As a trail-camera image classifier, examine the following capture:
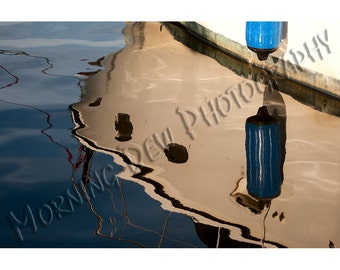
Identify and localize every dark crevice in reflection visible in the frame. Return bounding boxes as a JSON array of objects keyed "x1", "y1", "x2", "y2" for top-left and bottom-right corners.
[
  {"x1": 106, "y1": 52, "x2": 119, "y2": 84},
  {"x1": 88, "y1": 97, "x2": 102, "y2": 107},
  {"x1": 271, "y1": 210, "x2": 286, "y2": 222},
  {"x1": 195, "y1": 222, "x2": 262, "y2": 248},
  {"x1": 88, "y1": 56, "x2": 105, "y2": 66},
  {"x1": 231, "y1": 177, "x2": 271, "y2": 214},
  {"x1": 233, "y1": 194, "x2": 270, "y2": 215},
  {"x1": 80, "y1": 145, "x2": 95, "y2": 187},
  {"x1": 77, "y1": 57, "x2": 106, "y2": 77},
  {"x1": 279, "y1": 212, "x2": 285, "y2": 222},
  {"x1": 114, "y1": 113, "x2": 133, "y2": 142},
  {"x1": 76, "y1": 70, "x2": 101, "y2": 77},
  {"x1": 164, "y1": 143, "x2": 189, "y2": 164},
  {"x1": 69, "y1": 105, "x2": 286, "y2": 248}
]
